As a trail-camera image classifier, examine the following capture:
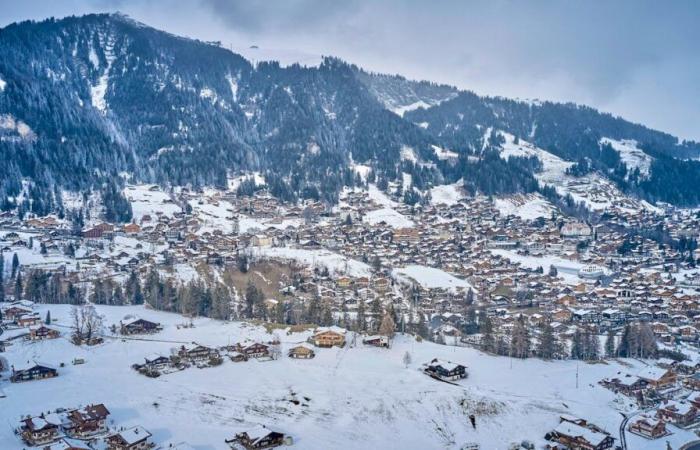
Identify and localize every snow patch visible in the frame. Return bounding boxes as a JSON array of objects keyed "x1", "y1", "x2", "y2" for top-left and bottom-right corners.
[
  {"x1": 392, "y1": 100, "x2": 431, "y2": 117},
  {"x1": 430, "y1": 184, "x2": 463, "y2": 206},
  {"x1": 393, "y1": 265, "x2": 472, "y2": 291},
  {"x1": 400, "y1": 145, "x2": 418, "y2": 163},
  {"x1": 600, "y1": 137, "x2": 652, "y2": 177},
  {"x1": 493, "y1": 193, "x2": 555, "y2": 220}
]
